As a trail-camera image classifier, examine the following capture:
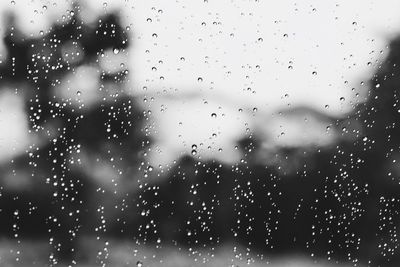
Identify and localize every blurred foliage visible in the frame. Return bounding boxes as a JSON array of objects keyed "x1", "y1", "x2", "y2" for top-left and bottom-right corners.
[{"x1": 0, "y1": 9, "x2": 400, "y2": 267}]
